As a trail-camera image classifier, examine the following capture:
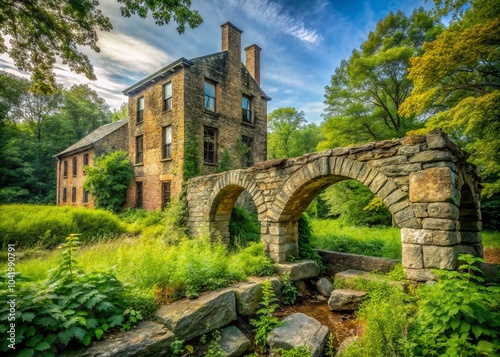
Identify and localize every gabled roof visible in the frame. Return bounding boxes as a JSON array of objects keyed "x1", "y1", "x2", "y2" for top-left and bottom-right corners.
[{"x1": 54, "y1": 119, "x2": 128, "y2": 158}]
